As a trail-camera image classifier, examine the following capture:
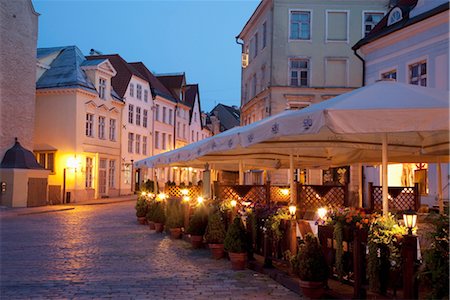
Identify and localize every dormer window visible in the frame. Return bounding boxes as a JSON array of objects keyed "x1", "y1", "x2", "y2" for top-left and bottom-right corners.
[
  {"x1": 130, "y1": 83, "x2": 134, "y2": 97},
  {"x1": 144, "y1": 90, "x2": 148, "y2": 102},
  {"x1": 137, "y1": 84, "x2": 142, "y2": 100},
  {"x1": 387, "y1": 7, "x2": 402, "y2": 26},
  {"x1": 99, "y1": 77, "x2": 107, "y2": 99}
]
